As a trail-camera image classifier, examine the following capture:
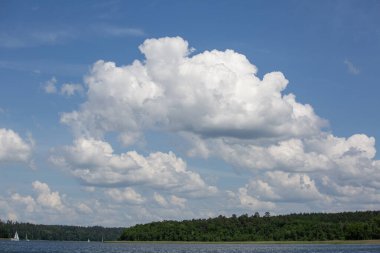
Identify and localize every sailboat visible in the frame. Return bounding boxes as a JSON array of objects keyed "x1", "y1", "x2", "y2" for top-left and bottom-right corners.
[
  {"x1": 26, "y1": 233, "x2": 30, "y2": 241},
  {"x1": 11, "y1": 231, "x2": 19, "y2": 241}
]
